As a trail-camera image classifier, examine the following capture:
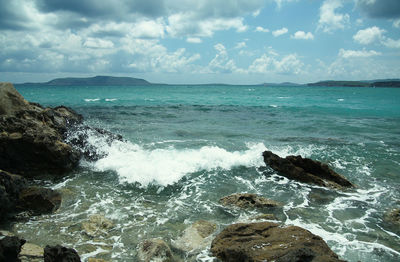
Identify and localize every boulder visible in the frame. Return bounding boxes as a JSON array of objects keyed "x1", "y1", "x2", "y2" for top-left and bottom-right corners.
[
  {"x1": 263, "y1": 151, "x2": 354, "y2": 189},
  {"x1": 173, "y1": 220, "x2": 217, "y2": 253},
  {"x1": 211, "y1": 222, "x2": 345, "y2": 262},
  {"x1": 18, "y1": 186, "x2": 61, "y2": 214},
  {"x1": 0, "y1": 82, "x2": 82, "y2": 176},
  {"x1": 220, "y1": 193, "x2": 281, "y2": 209},
  {"x1": 137, "y1": 239, "x2": 175, "y2": 262},
  {"x1": 0, "y1": 235, "x2": 26, "y2": 262},
  {"x1": 82, "y1": 214, "x2": 113, "y2": 238},
  {"x1": 0, "y1": 169, "x2": 28, "y2": 221},
  {"x1": 44, "y1": 245, "x2": 81, "y2": 262}
]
